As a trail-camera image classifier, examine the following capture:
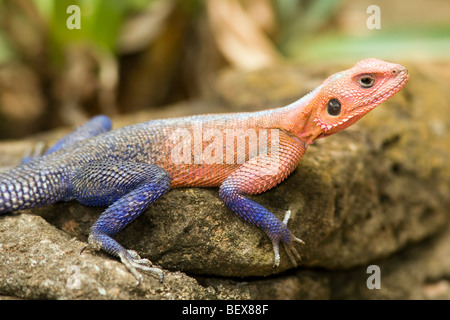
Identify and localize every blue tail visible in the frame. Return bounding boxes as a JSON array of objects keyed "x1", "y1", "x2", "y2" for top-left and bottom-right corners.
[{"x1": 0, "y1": 164, "x2": 68, "y2": 213}]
